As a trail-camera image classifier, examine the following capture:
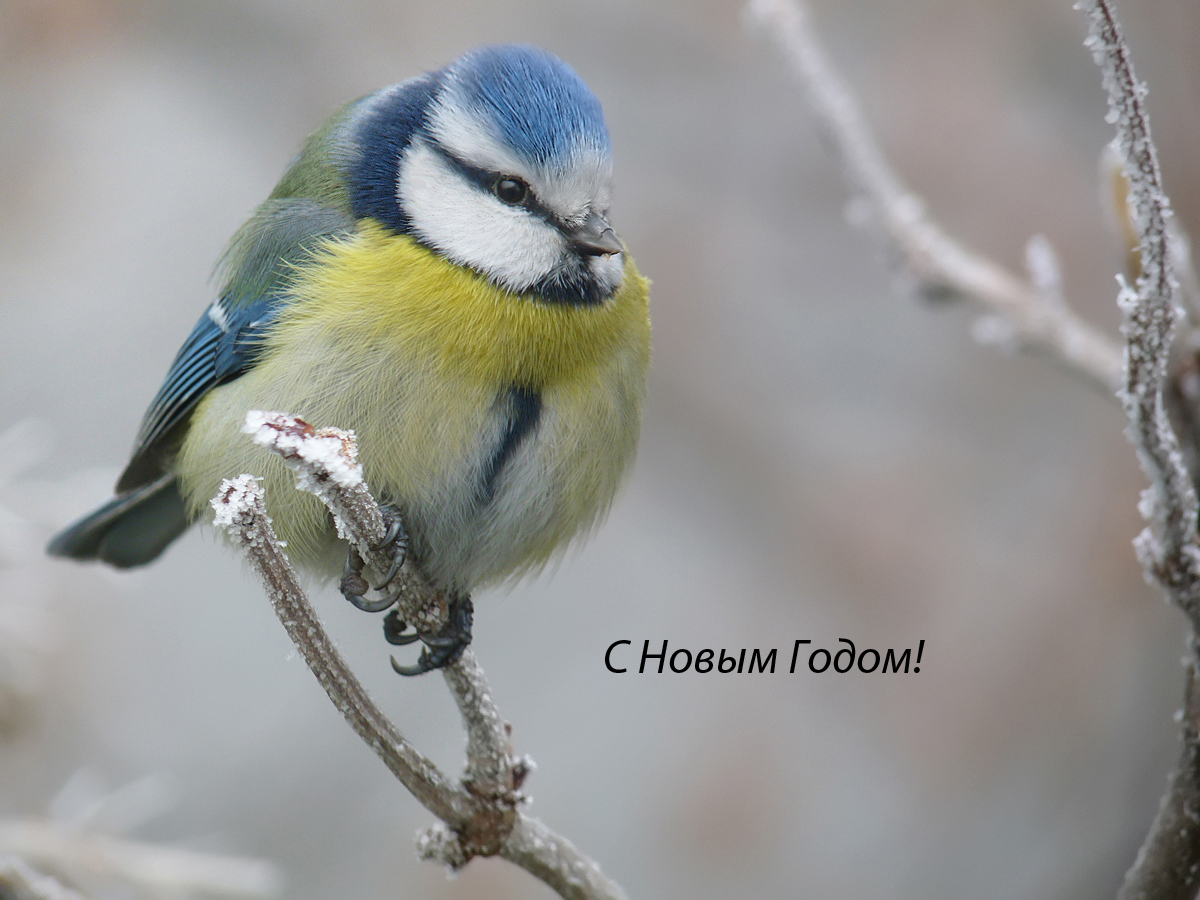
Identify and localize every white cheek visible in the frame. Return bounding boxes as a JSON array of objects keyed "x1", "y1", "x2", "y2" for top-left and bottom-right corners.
[{"x1": 397, "y1": 141, "x2": 564, "y2": 293}]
